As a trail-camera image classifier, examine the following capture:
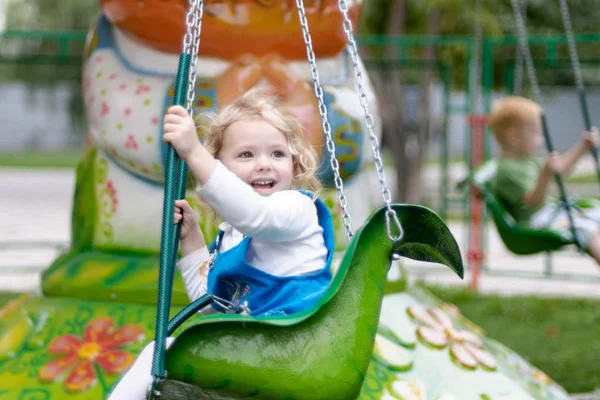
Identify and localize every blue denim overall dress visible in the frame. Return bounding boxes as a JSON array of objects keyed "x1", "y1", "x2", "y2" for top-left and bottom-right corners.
[{"x1": 206, "y1": 191, "x2": 335, "y2": 316}]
